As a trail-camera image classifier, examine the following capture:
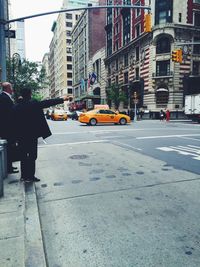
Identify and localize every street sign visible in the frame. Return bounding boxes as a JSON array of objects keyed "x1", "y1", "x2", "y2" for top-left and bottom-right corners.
[{"x1": 4, "y1": 30, "x2": 16, "y2": 38}]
